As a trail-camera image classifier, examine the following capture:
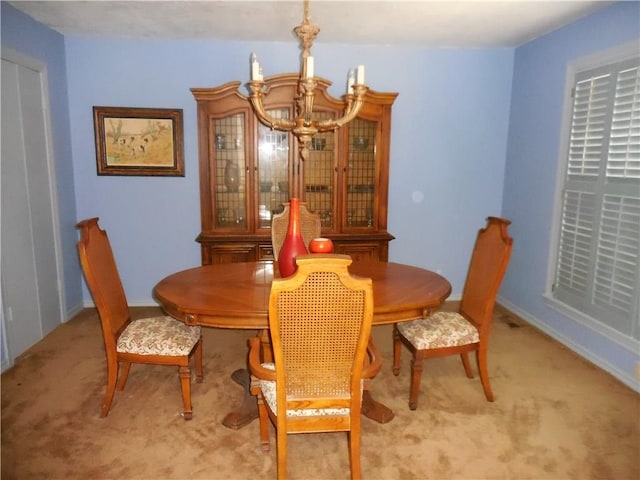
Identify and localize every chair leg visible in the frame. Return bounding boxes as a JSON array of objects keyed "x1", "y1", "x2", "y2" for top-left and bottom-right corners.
[
  {"x1": 408, "y1": 355, "x2": 423, "y2": 410},
  {"x1": 476, "y1": 348, "x2": 494, "y2": 402},
  {"x1": 256, "y1": 394, "x2": 270, "y2": 452},
  {"x1": 194, "y1": 337, "x2": 204, "y2": 383},
  {"x1": 348, "y1": 424, "x2": 362, "y2": 480},
  {"x1": 102, "y1": 358, "x2": 119, "y2": 417},
  {"x1": 460, "y1": 353, "x2": 474, "y2": 378},
  {"x1": 392, "y1": 326, "x2": 402, "y2": 375},
  {"x1": 276, "y1": 429, "x2": 288, "y2": 480},
  {"x1": 178, "y1": 365, "x2": 193, "y2": 420},
  {"x1": 117, "y1": 362, "x2": 132, "y2": 390}
]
